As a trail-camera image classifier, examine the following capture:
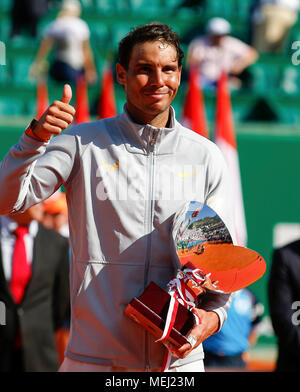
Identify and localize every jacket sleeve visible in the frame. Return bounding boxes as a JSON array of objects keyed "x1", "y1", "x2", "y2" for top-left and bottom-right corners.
[{"x1": 0, "y1": 130, "x2": 77, "y2": 215}]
